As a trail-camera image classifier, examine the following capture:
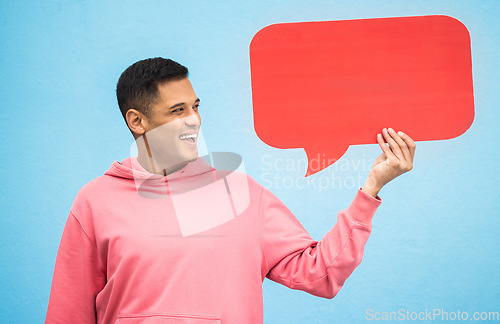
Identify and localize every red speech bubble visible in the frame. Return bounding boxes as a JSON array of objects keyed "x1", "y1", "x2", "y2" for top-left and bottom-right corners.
[{"x1": 250, "y1": 15, "x2": 474, "y2": 176}]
